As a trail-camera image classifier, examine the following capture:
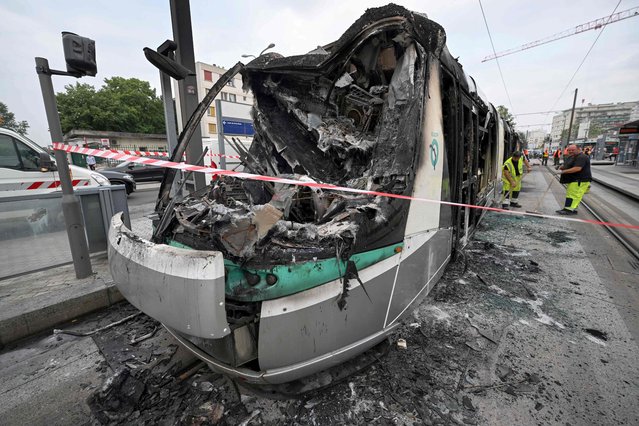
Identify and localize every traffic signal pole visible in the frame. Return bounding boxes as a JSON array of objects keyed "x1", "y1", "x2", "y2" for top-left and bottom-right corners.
[
  {"x1": 170, "y1": 0, "x2": 206, "y2": 192},
  {"x1": 35, "y1": 57, "x2": 93, "y2": 278},
  {"x1": 563, "y1": 88, "x2": 578, "y2": 150}
]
